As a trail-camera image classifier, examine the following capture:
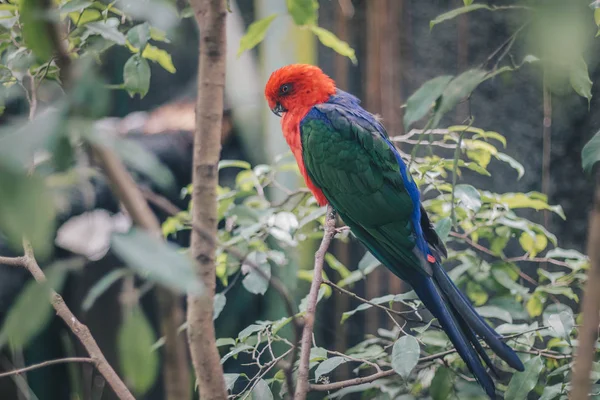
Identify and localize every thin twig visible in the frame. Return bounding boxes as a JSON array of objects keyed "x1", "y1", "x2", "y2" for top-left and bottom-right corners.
[
  {"x1": 0, "y1": 358, "x2": 95, "y2": 379},
  {"x1": 0, "y1": 256, "x2": 26, "y2": 267},
  {"x1": 294, "y1": 205, "x2": 337, "y2": 399}
]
